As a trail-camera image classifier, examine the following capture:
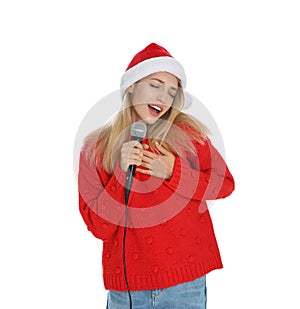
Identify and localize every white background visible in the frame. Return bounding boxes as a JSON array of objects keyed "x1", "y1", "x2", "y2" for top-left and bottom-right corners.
[{"x1": 1, "y1": 0, "x2": 299, "y2": 308}]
